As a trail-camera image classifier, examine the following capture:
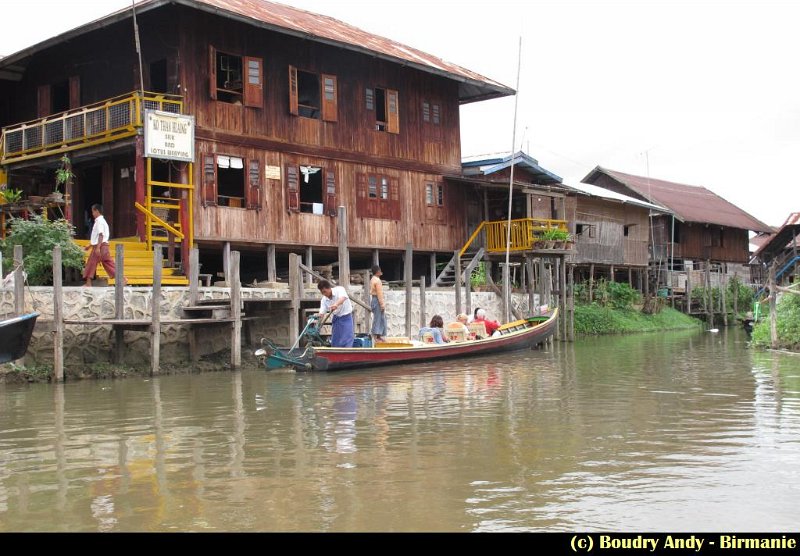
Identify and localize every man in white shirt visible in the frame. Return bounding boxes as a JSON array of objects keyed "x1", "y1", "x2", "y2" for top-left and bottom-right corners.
[
  {"x1": 317, "y1": 279, "x2": 354, "y2": 348},
  {"x1": 83, "y1": 204, "x2": 121, "y2": 286}
]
